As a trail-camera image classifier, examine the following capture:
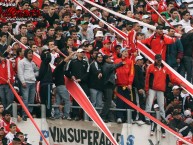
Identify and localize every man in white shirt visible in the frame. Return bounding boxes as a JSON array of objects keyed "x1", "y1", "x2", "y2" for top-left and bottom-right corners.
[
  {"x1": 178, "y1": 11, "x2": 191, "y2": 26},
  {"x1": 5, "y1": 123, "x2": 17, "y2": 144}
]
